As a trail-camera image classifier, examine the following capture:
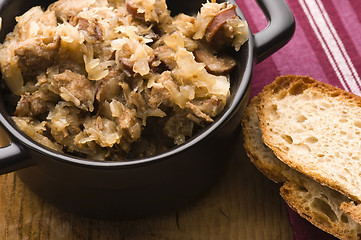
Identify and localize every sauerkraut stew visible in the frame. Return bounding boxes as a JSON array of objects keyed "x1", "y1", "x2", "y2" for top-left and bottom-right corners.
[{"x1": 0, "y1": 0, "x2": 248, "y2": 161}]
